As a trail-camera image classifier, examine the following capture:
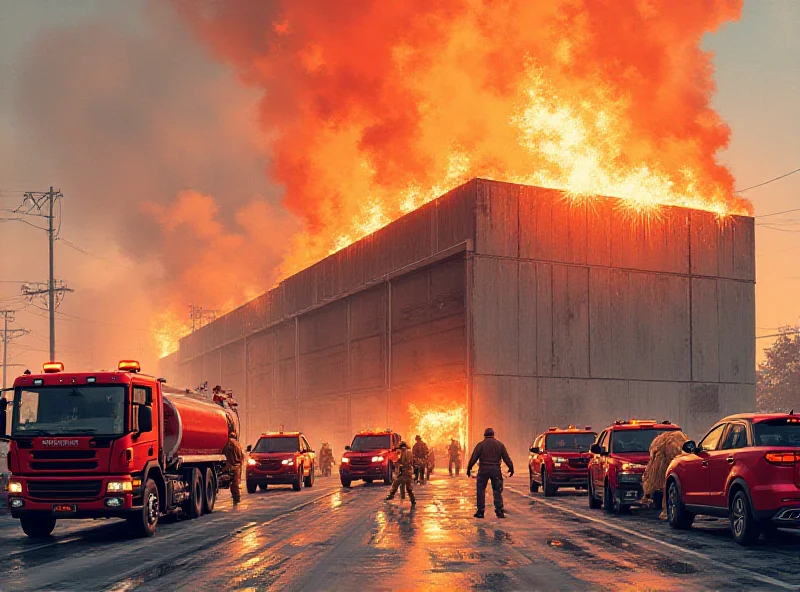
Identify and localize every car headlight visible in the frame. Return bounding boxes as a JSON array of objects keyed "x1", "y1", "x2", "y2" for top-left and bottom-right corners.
[
  {"x1": 247, "y1": 458, "x2": 257, "y2": 466},
  {"x1": 106, "y1": 481, "x2": 133, "y2": 493},
  {"x1": 281, "y1": 459, "x2": 294, "y2": 466},
  {"x1": 341, "y1": 457, "x2": 350, "y2": 464},
  {"x1": 622, "y1": 463, "x2": 646, "y2": 471},
  {"x1": 552, "y1": 457, "x2": 568, "y2": 463},
  {"x1": 371, "y1": 456, "x2": 385, "y2": 462},
  {"x1": 7, "y1": 480, "x2": 22, "y2": 494}
]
